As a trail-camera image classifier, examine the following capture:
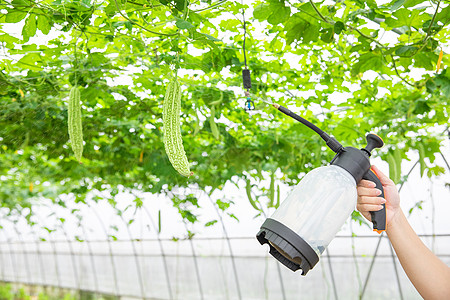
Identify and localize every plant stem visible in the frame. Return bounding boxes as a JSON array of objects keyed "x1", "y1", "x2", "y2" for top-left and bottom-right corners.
[{"x1": 113, "y1": 0, "x2": 177, "y2": 37}]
